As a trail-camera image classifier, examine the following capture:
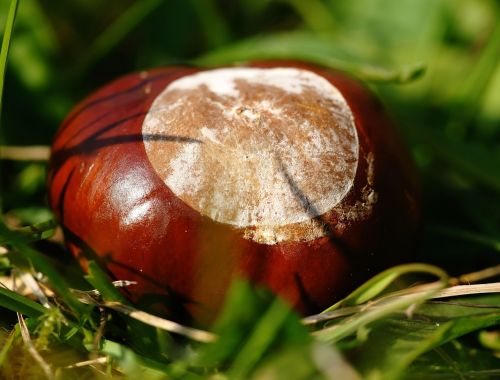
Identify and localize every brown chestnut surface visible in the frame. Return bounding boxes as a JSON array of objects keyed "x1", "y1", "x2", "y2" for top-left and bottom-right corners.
[{"x1": 48, "y1": 61, "x2": 420, "y2": 326}]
